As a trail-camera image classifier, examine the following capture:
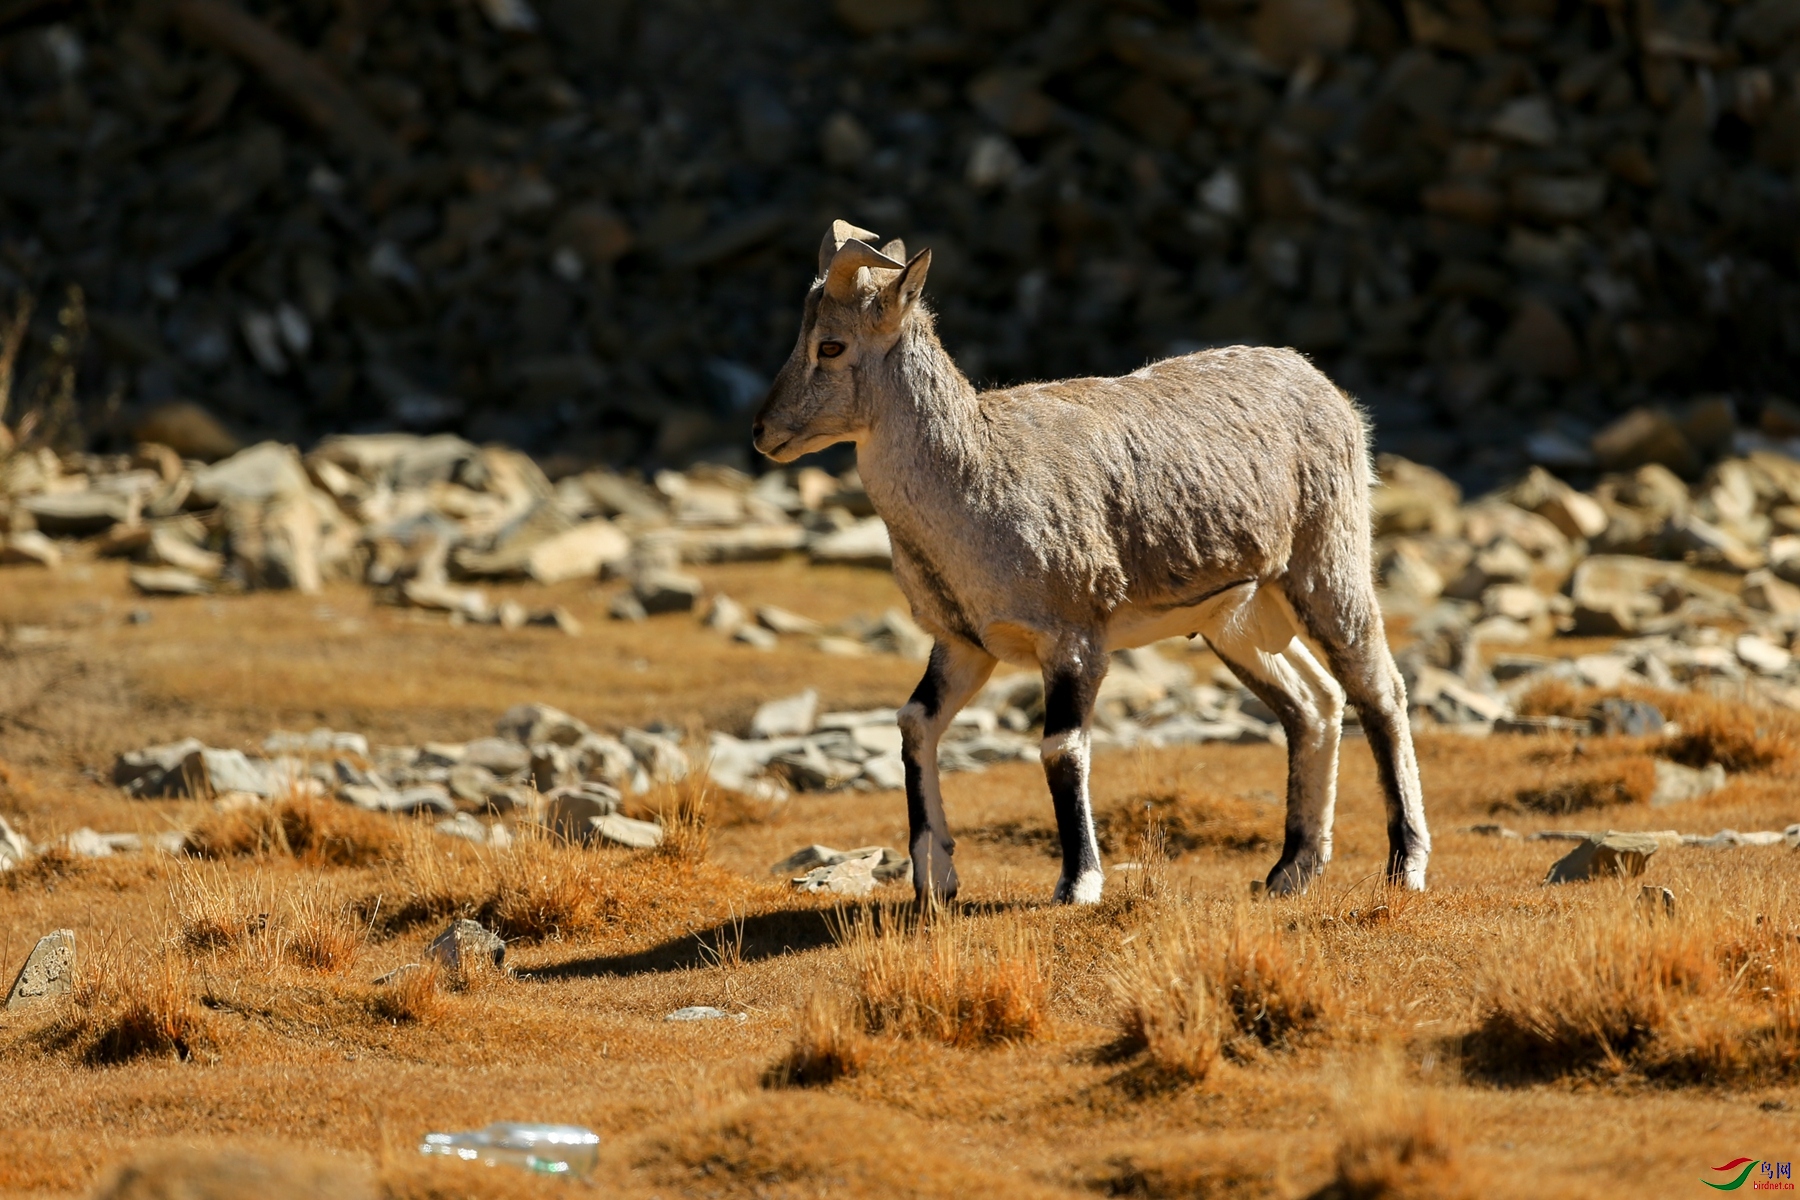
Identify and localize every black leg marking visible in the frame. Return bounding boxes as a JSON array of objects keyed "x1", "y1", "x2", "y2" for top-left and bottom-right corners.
[
  {"x1": 1359, "y1": 712, "x2": 1411, "y2": 881},
  {"x1": 1043, "y1": 670, "x2": 1084, "y2": 738},
  {"x1": 1045, "y1": 752, "x2": 1091, "y2": 887}
]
